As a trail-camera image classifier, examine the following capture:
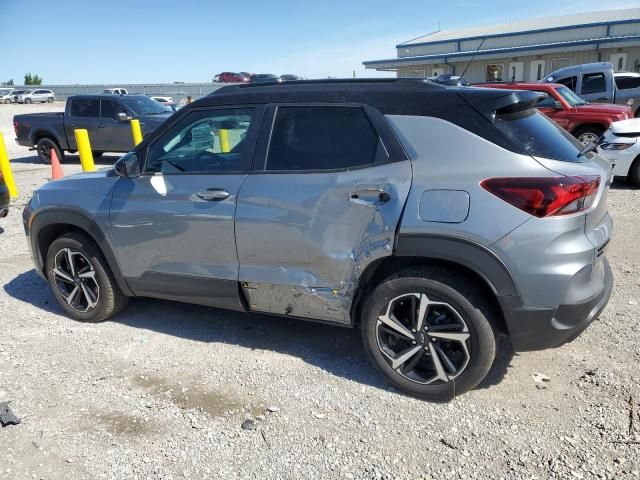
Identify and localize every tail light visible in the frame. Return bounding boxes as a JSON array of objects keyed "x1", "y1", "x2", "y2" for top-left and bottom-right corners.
[{"x1": 481, "y1": 176, "x2": 601, "y2": 218}]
